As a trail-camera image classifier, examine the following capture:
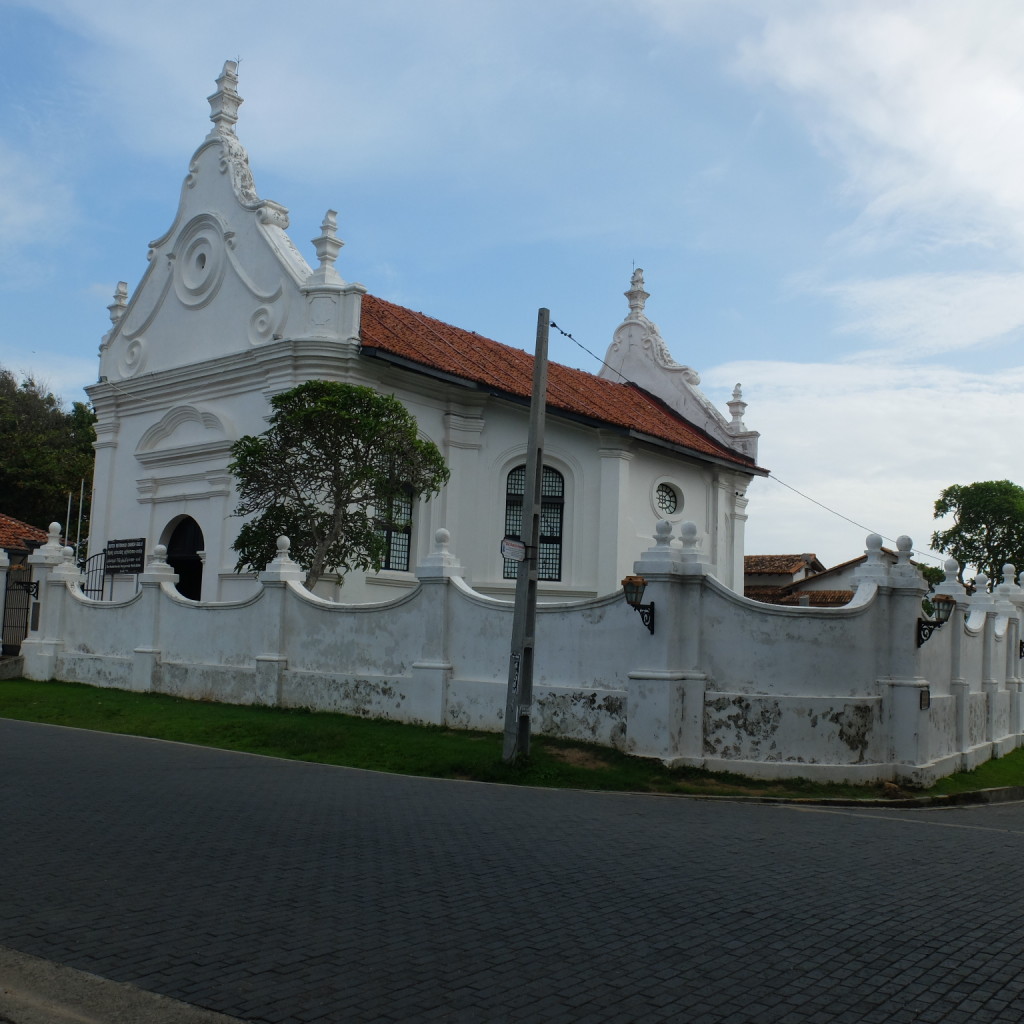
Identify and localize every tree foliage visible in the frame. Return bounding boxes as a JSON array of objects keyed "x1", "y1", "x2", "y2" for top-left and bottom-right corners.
[
  {"x1": 931, "y1": 480, "x2": 1024, "y2": 583},
  {"x1": 229, "y1": 380, "x2": 450, "y2": 589},
  {"x1": 0, "y1": 368, "x2": 96, "y2": 534}
]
